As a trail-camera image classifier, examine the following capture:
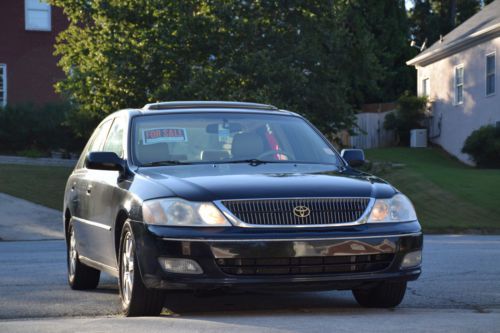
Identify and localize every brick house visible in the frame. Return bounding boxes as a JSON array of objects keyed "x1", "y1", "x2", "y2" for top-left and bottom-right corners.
[{"x1": 0, "y1": 0, "x2": 67, "y2": 107}]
